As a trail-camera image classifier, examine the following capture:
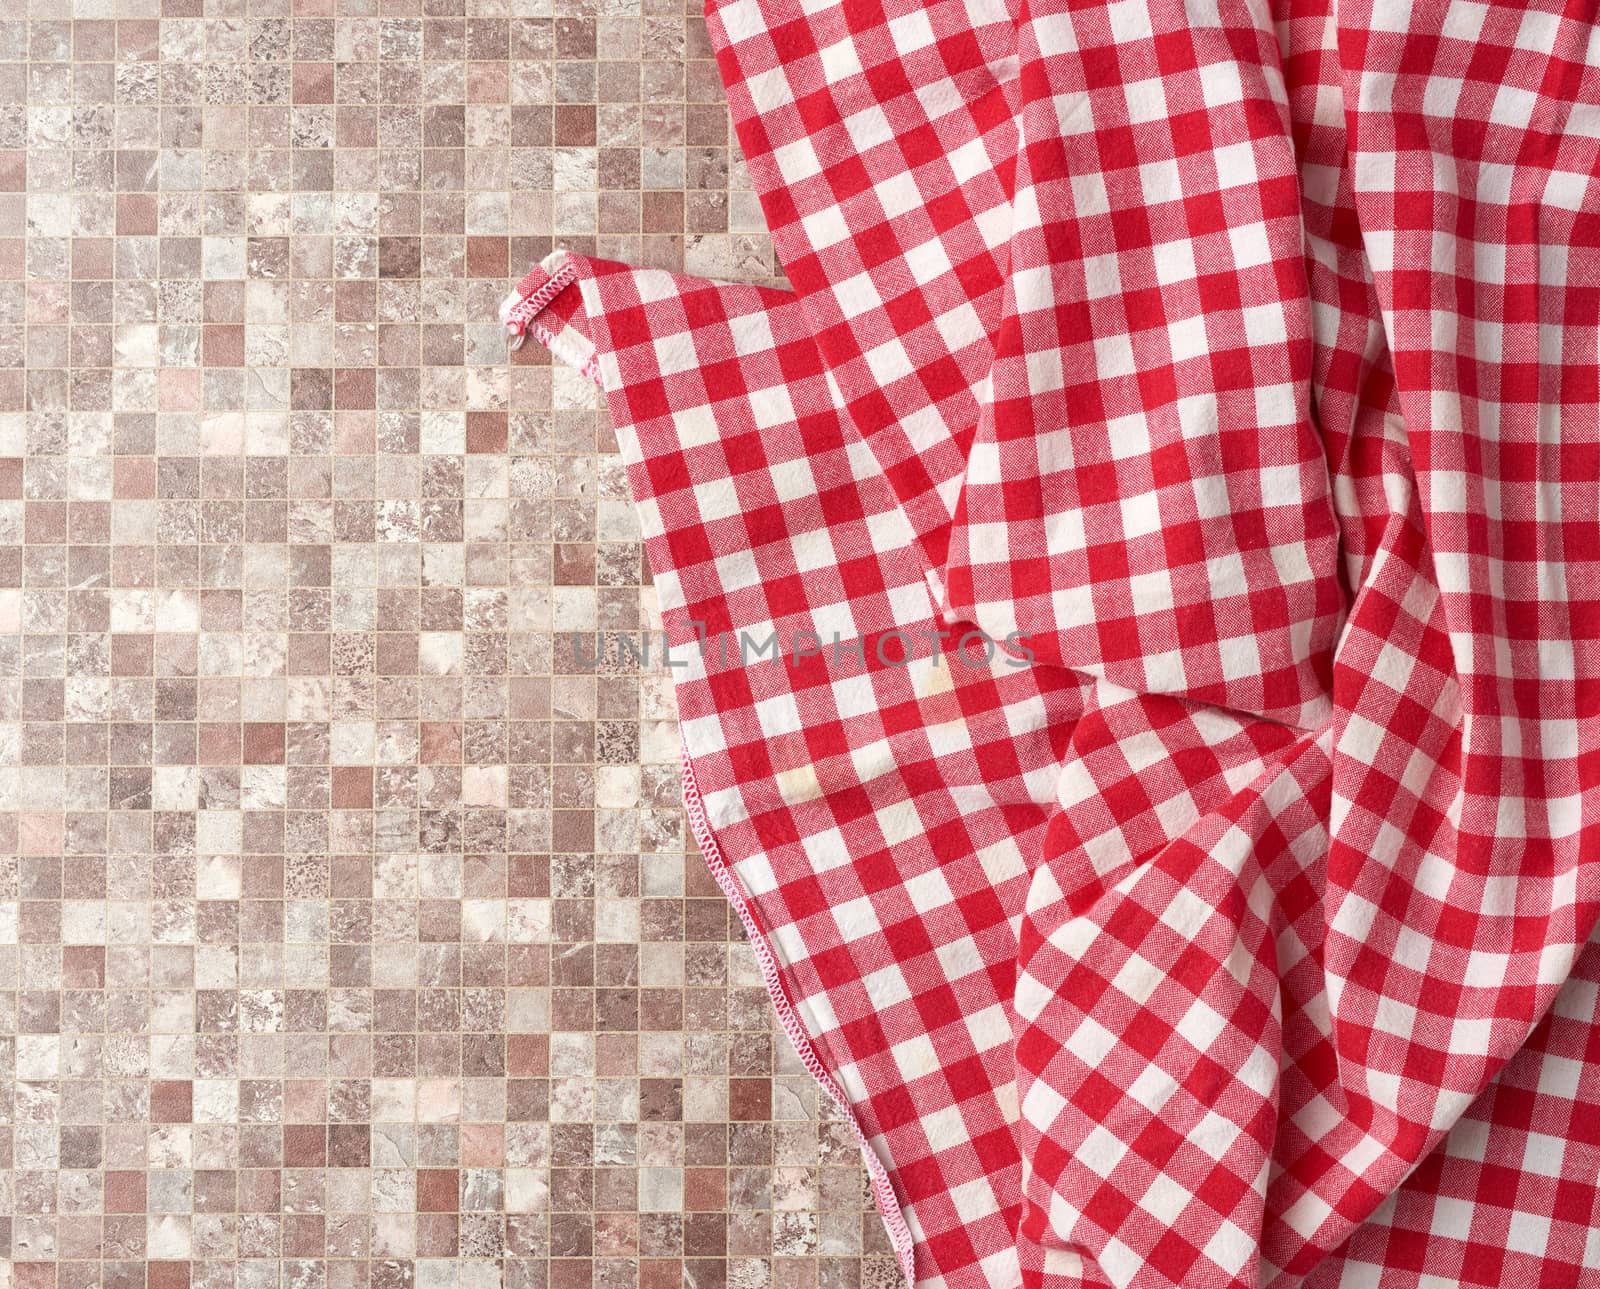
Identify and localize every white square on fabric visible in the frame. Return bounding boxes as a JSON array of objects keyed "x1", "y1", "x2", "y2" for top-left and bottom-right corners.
[
  {"x1": 748, "y1": 386, "x2": 798, "y2": 439},
  {"x1": 1129, "y1": 568, "x2": 1176, "y2": 612},
  {"x1": 843, "y1": 102, "x2": 894, "y2": 154},
  {"x1": 1137, "y1": 1172, "x2": 1194, "y2": 1225},
  {"x1": 1094, "y1": 330, "x2": 1137, "y2": 379},
  {"x1": 859, "y1": 959, "x2": 914, "y2": 1006},
  {"x1": 1153, "y1": 238, "x2": 1199, "y2": 286},
  {"x1": 797, "y1": 823, "x2": 855, "y2": 875},
  {"x1": 863, "y1": 335, "x2": 918, "y2": 386},
  {"x1": 800, "y1": 204, "x2": 851, "y2": 253},
  {"x1": 674, "y1": 405, "x2": 722, "y2": 448},
  {"x1": 1044, "y1": 508, "x2": 1086, "y2": 556},
  {"x1": 903, "y1": 233, "x2": 959, "y2": 288},
  {"x1": 1083, "y1": 252, "x2": 1124, "y2": 300},
  {"x1": 1506, "y1": 1213, "x2": 1555, "y2": 1258},
  {"x1": 1119, "y1": 489, "x2": 1163, "y2": 539},
  {"x1": 1027, "y1": 345, "x2": 1066, "y2": 395},
  {"x1": 886, "y1": 8, "x2": 936, "y2": 53},
  {"x1": 903, "y1": 866, "x2": 955, "y2": 916},
  {"x1": 1540, "y1": 1053, "x2": 1585, "y2": 1101},
  {"x1": 817, "y1": 34, "x2": 863, "y2": 83},
  {"x1": 875, "y1": 799, "x2": 928, "y2": 850},
  {"x1": 1199, "y1": 60, "x2": 1245, "y2": 108},
  {"x1": 1545, "y1": 168, "x2": 1592, "y2": 212},
  {"x1": 1020, "y1": 1075, "x2": 1069, "y2": 1135},
  {"x1": 1217, "y1": 631, "x2": 1263, "y2": 682},
  {"x1": 1033, "y1": 12, "x2": 1079, "y2": 56},
  {"x1": 1491, "y1": 83, "x2": 1537, "y2": 128},
  {"x1": 1258, "y1": 463, "x2": 1303, "y2": 507},
  {"x1": 891, "y1": 1032, "x2": 942, "y2": 1082},
  {"x1": 692, "y1": 477, "x2": 742, "y2": 524},
  {"x1": 772, "y1": 137, "x2": 824, "y2": 186},
  {"x1": 1070, "y1": 170, "x2": 1111, "y2": 217},
  {"x1": 713, "y1": 550, "x2": 761, "y2": 601},
  {"x1": 1139, "y1": 157, "x2": 1183, "y2": 204},
  {"x1": 1228, "y1": 219, "x2": 1273, "y2": 269},
  {"x1": 1168, "y1": 314, "x2": 1209, "y2": 364},
  {"x1": 1520, "y1": 1132, "x2": 1569, "y2": 1179},
  {"x1": 1076, "y1": 1123, "x2": 1131, "y2": 1181},
  {"x1": 1107, "y1": 0, "x2": 1155, "y2": 41},
  {"x1": 1123, "y1": 77, "x2": 1171, "y2": 125},
  {"x1": 1212, "y1": 141, "x2": 1259, "y2": 192},
  {"x1": 933, "y1": 298, "x2": 986, "y2": 354},
  {"x1": 1142, "y1": 648, "x2": 1188, "y2": 692},
  {"x1": 754, "y1": 688, "x2": 805, "y2": 738},
  {"x1": 1256, "y1": 381, "x2": 1299, "y2": 427},
  {"x1": 1065, "y1": 1015, "x2": 1119, "y2": 1070},
  {"x1": 1241, "y1": 302, "x2": 1288, "y2": 345},
  {"x1": 1201, "y1": 1221, "x2": 1256, "y2": 1280},
  {"x1": 950, "y1": 134, "x2": 1001, "y2": 186}
]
